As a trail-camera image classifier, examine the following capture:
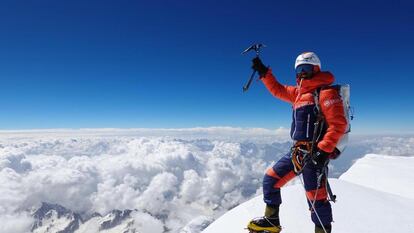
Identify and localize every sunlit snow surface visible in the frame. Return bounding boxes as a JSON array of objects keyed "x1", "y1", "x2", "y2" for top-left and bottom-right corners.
[
  {"x1": 0, "y1": 128, "x2": 413, "y2": 233},
  {"x1": 340, "y1": 154, "x2": 414, "y2": 199},
  {"x1": 202, "y1": 154, "x2": 414, "y2": 233}
]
